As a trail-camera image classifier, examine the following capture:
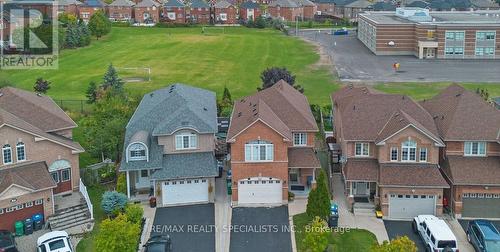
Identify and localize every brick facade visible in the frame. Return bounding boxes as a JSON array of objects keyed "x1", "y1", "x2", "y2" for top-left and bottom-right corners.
[
  {"x1": 268, "y1": 6, "x2": 303, "y2": 21},
  {"x1": 162, "y1": 7, "x2": 186, "y2": 23},
  {"x1": 134, "y1": 6, "x2": 160, "y2": 23},
  {"x1": 215, "y1": 6, "x2": 237, "y2": 24},
  {"x1": 0, "y1": 189, "x2": 53, "y2": 232},
  {"x1": 108, "y1": 6, "x2": 134, "y2": 21},
  {"x1": 239, "y1": 7, "x2": 261, "y2": 21},
  {"x1": 187, "y1": 7, "x2": 210, "y2": 24}
]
